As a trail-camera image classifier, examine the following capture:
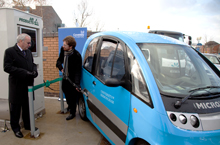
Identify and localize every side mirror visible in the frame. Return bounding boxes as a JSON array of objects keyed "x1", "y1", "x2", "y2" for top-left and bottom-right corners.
[
  {"x1": 188, "y1": 36, "x2": 192, "y2": 40},
  {"x1": 105, "y1": 78, "x2": 125, "y2": 87},
  {"x1": 188, "y1": 36, "x2": 192, "y2": 45}
]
